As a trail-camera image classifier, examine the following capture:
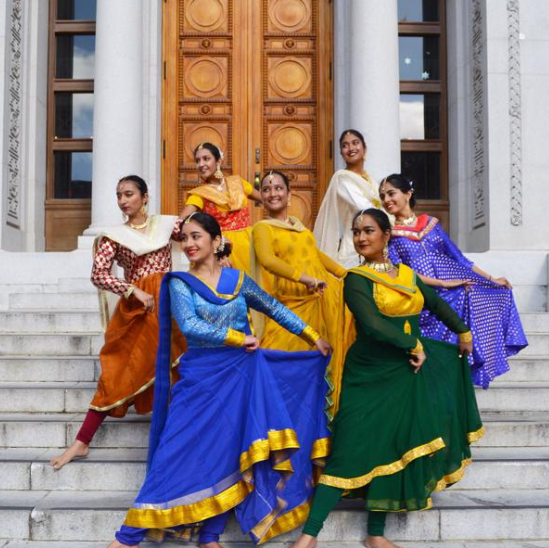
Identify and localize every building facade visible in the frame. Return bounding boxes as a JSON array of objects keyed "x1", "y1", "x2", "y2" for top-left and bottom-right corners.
[{"x1": 0, "y1": 0, "x2": 548, "y2": 310}]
